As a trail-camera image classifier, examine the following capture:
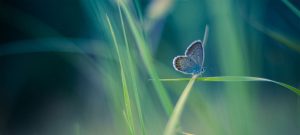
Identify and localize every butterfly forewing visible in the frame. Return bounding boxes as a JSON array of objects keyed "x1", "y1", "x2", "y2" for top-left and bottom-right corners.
[{"x1": 185, "y1": 40, "x2": 204, "y2": 66}]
